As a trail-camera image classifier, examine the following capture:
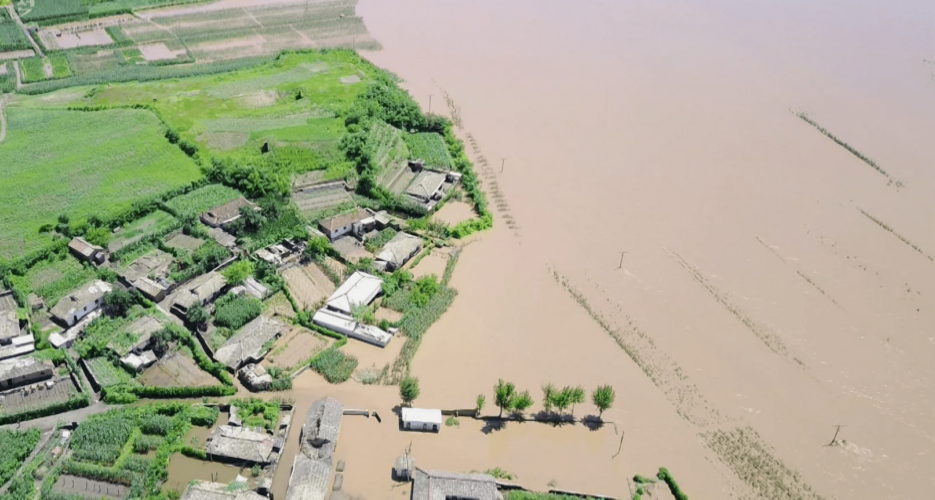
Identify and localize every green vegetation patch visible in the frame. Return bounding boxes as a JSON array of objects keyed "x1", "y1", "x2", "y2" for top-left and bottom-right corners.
[
  {"x1": 0, "y1": 107, "x2": 202, "y2": 259},
  {"x1": 309, "y1": 346, "x2": 357, "y2": 384},
  {"x1": 0, "y1": 428, "x2": 41, "y2": 487},
  {"x1": 86, "y1": 356, "x2": 136, "y2": 387},
  {"x1": 0, "y1": 10, "x2": 30, "y2": 51},
  {"x1": 230, "y1": 397, "x2": 279, "y2": 430},
  {"x1": 7, "y1": 255, "x2": 96, "y2": 304},
  {"x1": 212, "y1": 292, "x2": 262, "y2": 330},
  {"x1": 163, "y1": 184, "x2": 242, "y2": 218},
  {"x1": 404, "y1": 132, "x2": 452, "y2": 169},
  {"x1": 19, "y1": 56, "x2": 46, "y2": 83},
  {"x1": 86, "y1": 0, "x2": 205, "y2": 17},
  {"x1": 49, "y1": 53, "x2": 72, "y2": 79},
  {"x1": 16, "y1": 0, "x2": 88, "y2": 25},
  {"x1": 109, "y1": 210, "x2": 179, "y2": 252}
]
